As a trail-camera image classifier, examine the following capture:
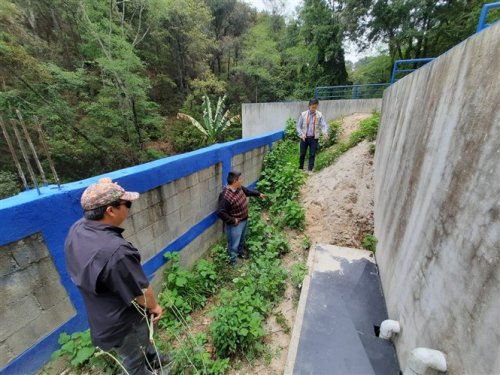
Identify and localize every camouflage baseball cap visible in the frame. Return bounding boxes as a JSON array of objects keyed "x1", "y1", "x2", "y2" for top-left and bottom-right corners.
[{"x1": 81, "y1": 177, "x2": 140, "y2": 210}]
